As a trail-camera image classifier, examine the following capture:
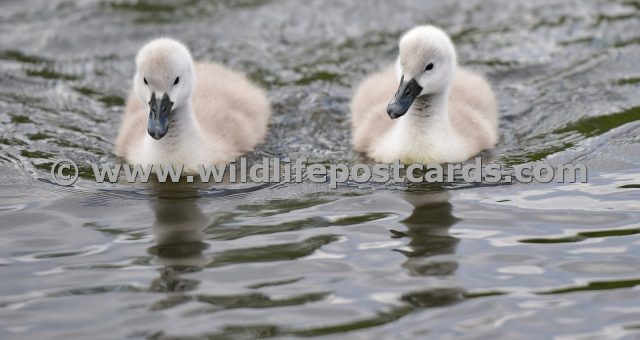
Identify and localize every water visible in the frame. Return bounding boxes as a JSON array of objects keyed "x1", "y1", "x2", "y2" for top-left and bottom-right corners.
[{"x1": 1, "y1": 0, "x2": 639, "y2": 338}]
